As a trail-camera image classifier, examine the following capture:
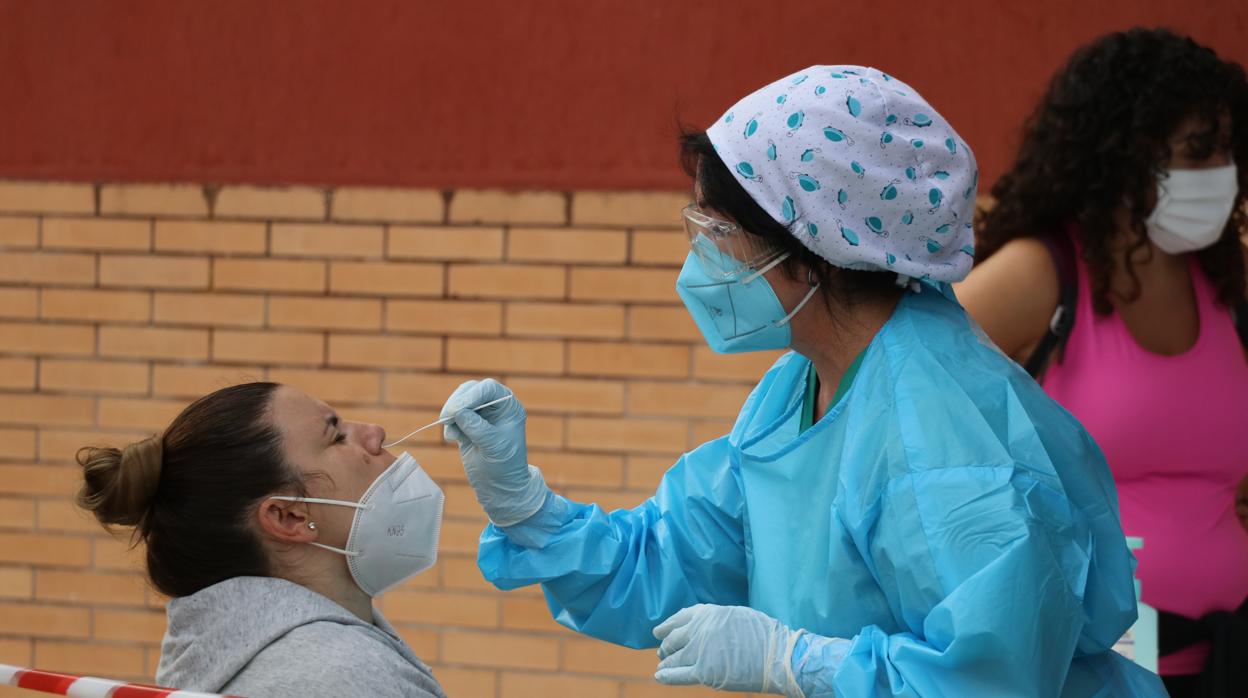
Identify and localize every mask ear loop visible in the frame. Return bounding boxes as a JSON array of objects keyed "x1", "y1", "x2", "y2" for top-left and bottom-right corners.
[
  {"x1": 381, "y1": 393, "x2": 515, "y2": 449},
  {"x1": 771, "y1": 267, "x2": 821, "y2": 327},
  {"x1": 306, "y1": 541, "x2": 361, "y2": 557},
  {"x1": 267, "y1": 495, "x2": 368, "y2": 557},
  {"x1": 894, "y1": 273, "x2": 921, "y2": 293},
  {"x1": 741, "y1": 251, "x2": 791, "y2": 285},
  {"x1": 270, "y1": 495, "x2": 371, "y2": 510}
]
